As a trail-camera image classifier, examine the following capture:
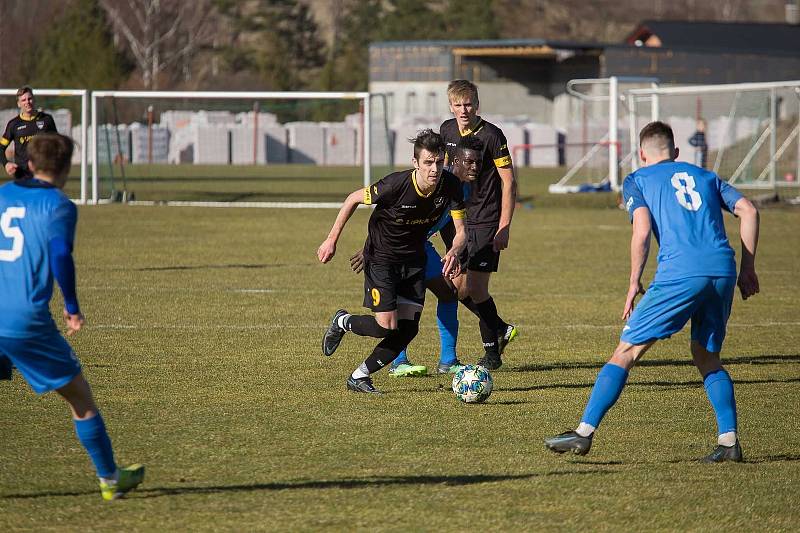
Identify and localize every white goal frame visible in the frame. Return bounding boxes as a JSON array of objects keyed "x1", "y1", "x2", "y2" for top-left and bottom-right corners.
[
  {"x1": 0, "y1": 88, "x2": 89, "y2": 204},
  {"x1": 627, "y1": 80, "x2": 800, "y2": 189},
  {"x1": 549, "y1": 77, "x2": 659, "y2": 194},
  {"x1": 91, "y1": 90, "x2": 372, "y2": 207}
]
